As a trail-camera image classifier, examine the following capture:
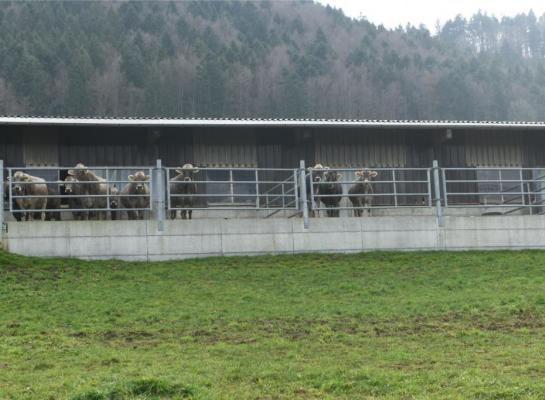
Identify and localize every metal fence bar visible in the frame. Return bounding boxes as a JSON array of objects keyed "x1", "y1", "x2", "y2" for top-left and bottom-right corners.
[
  {"x1": 299, "y1": 160, "x2": 309, "y2": 228},
  {"x1": 255, "y1": 169, "x2": 259, "y2": 210},
  {"x1": 433, "y1": 160, "x2": 444, "y2": 226},
  {"x1": 392, "y1": 170, "x2": 398, "y2": 207}
]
